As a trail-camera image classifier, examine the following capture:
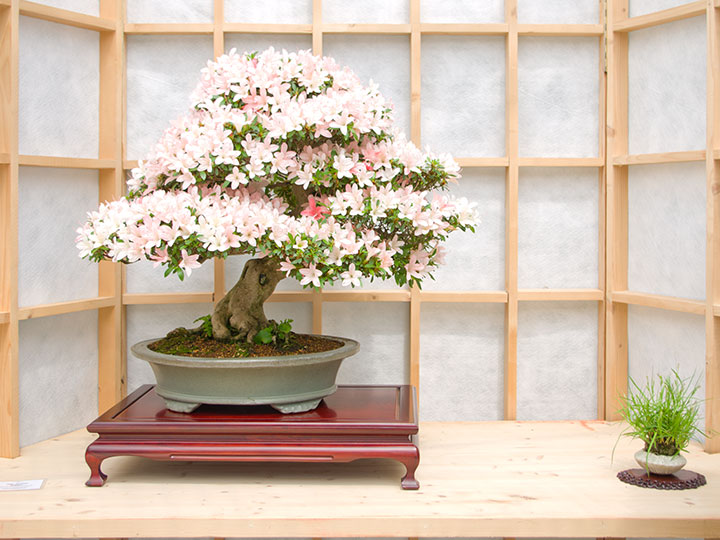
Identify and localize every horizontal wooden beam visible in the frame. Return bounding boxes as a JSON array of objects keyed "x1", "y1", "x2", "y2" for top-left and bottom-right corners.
[
  {"x1": 714, "y1": 304, "x2": 720, "y2": 317},
  {"x1": 123, "y1": 159, "x2": 138, "y2": 169},
  {"x1": 322, "y1": 23, "x2": 411, "y2": 34},
  {"x1": 457, "y1": 157, "x2": 605, "y2": 168},
  {"x1": 518, "y1": 288, "x2": 604, "y2": 301},
  {"x1": 612, "y1": 290, "x2": 706, "y2": 315},
  {"x1": 18, "y1": 296, "x2": 115, "y2": 321},
  {"x1": 19, "y1": 1, "x2": 115, "y2": 32},
  {"x1": 517, "y1": 24, "x2": 604, "y2": 36},
  {"x1": 0, "y1": 312, "x2": 8, "y2": 324},
  {"x1": 613, "y1": 150, "x2": 706, "y2": 166},
  {"x1": 419, "y1": 291, "x2": 508, "y2": 303},
  {"x1": 614, "y1": 0, "x2": 706, "y2": 32},
  {"x1": 714, "y1": 148, "x2": 720, "y2": 160},
  {"x1": 321, "y1": 290, "x2": 412, "y2": 302},
  {"x1": 518, "y1": 157, "x2": 604, "y2": 167},
  {"x1": 124, "y1": 23, "x2": 214, "y2": 34},
  {"x1": 266, "y1": 291, "x2": 312, "y2": 302},
  {"x1": 419, "y1": 23, "x2": 508, "y2": 35},
  {"x1": 19, "y1": 155, "x2": 116, "y2": 169},
  {"x1": 0, "y1": 0, "x2": 9, "y2": 7},
  {"x1": 122, "y1": 292, "x2": 214, "y2": 305},
  {"x1": 119, "y1": 288, "x2": 619, "y2": 305},
  {"x1": 456, "y1": 157, "x2": 509, "y2": 167},
  {"x1": 223, "y1": 23, "x2": 312, "y2": 34}
]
